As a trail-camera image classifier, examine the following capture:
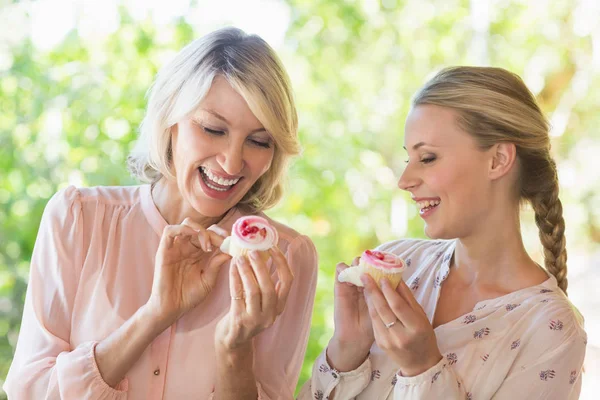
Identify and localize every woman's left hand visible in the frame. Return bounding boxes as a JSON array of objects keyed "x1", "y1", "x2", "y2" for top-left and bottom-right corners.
[
  {"x1": 361, "y1": 274, "x2": 442, "y2": 377},
  {"x1": 215, "y1": 247, "x2": 294, "y2": 351}
]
